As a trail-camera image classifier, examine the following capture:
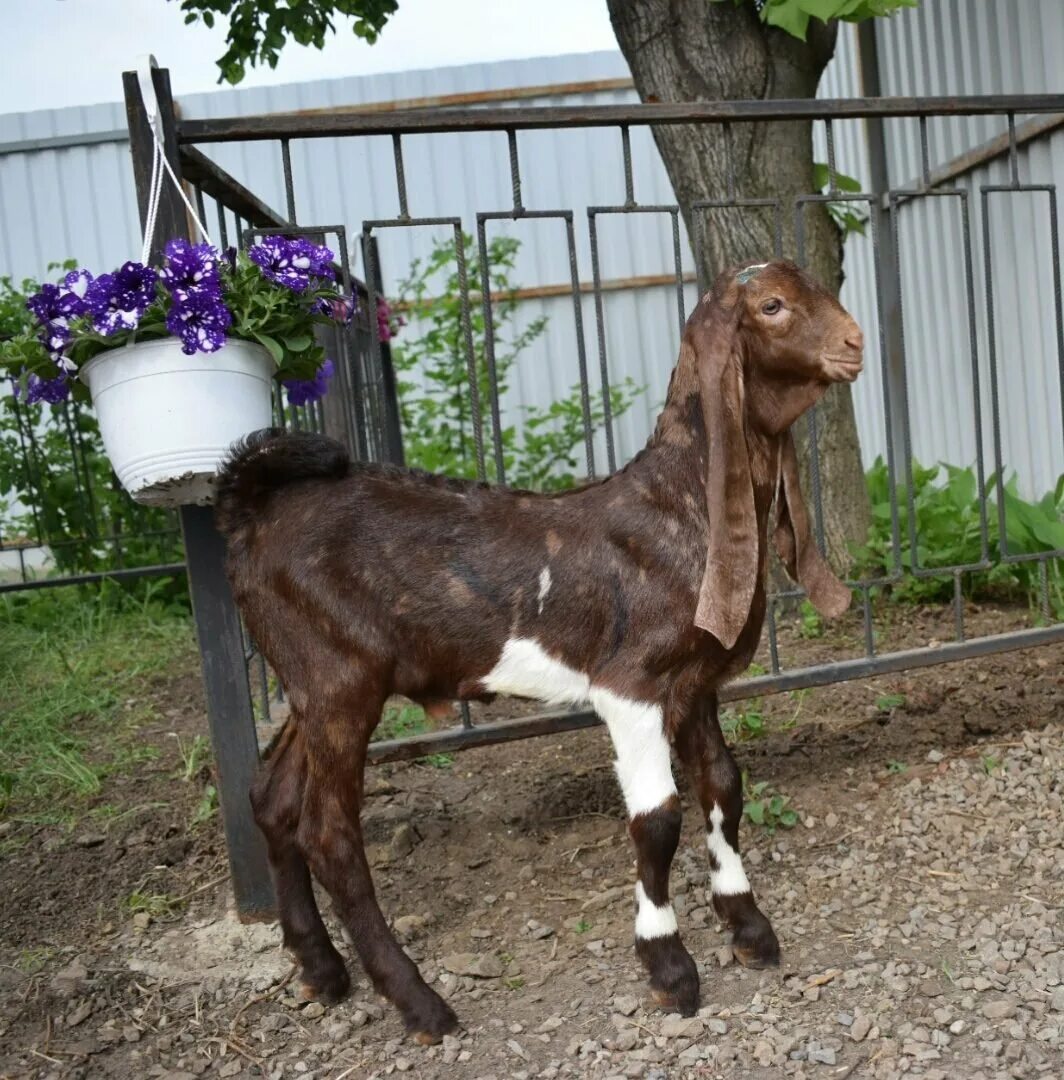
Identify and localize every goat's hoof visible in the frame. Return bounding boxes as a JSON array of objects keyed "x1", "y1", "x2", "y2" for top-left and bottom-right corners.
[
  {"x1": 406, "y1": 998, "x2": 459, "y2": 1045},
  {"x1": 640, "y1": 937, "x2": 700, "y2": 1017},
  {"x1": 300, "y1": 963, "x2": 351, "y2": 1005},
  {"x1": 731, "y1": 918, "x2": 781, "y2": 970}
]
